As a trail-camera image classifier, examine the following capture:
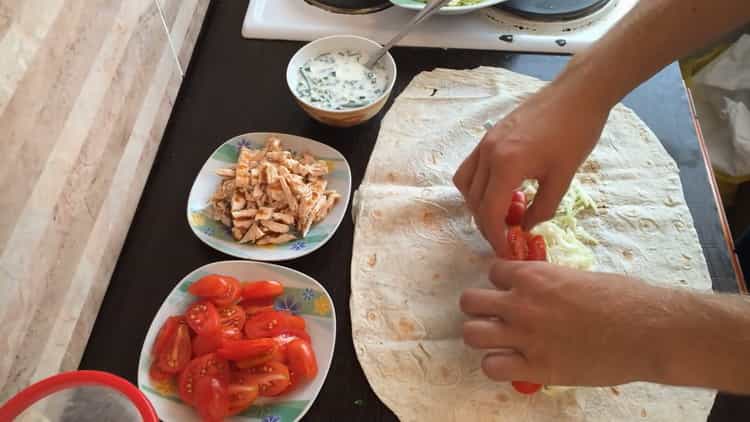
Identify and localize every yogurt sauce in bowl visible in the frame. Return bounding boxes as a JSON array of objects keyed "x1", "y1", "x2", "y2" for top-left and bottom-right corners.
[{"x1": 295, "y1": 50, "x2": 389, "y2": 111}]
